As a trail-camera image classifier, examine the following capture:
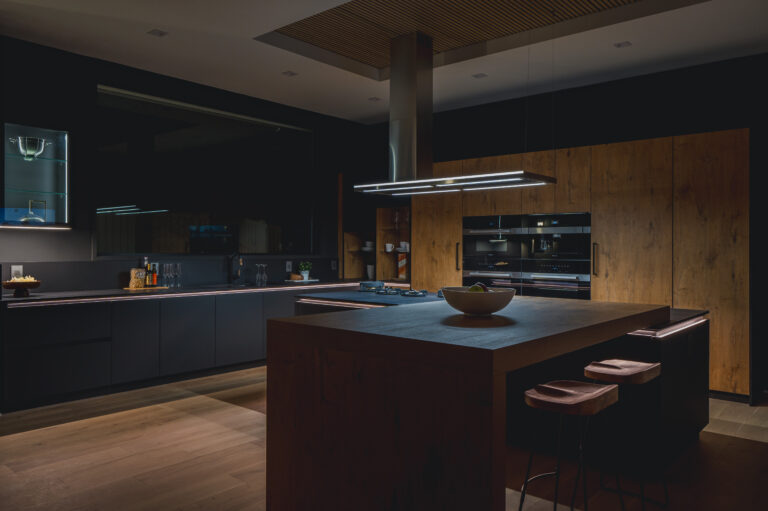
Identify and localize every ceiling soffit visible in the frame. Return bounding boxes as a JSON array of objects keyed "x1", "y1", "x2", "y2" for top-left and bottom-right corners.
[{"x1": 258, "y1": 0, "x2": 711, "y2": 80}]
